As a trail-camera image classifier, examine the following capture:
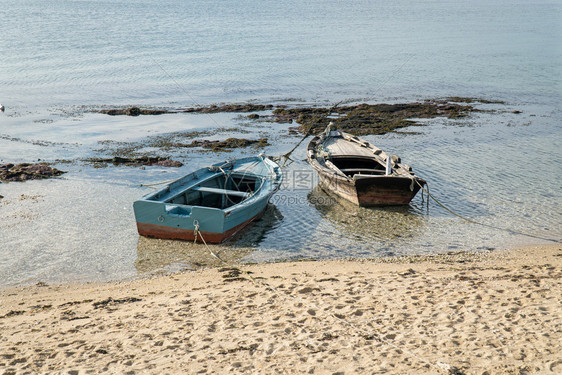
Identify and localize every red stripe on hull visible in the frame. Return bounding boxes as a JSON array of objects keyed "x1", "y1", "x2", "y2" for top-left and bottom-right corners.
[{"x1": 136, "y1": 209, "x2": 265, "y2": 243}]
